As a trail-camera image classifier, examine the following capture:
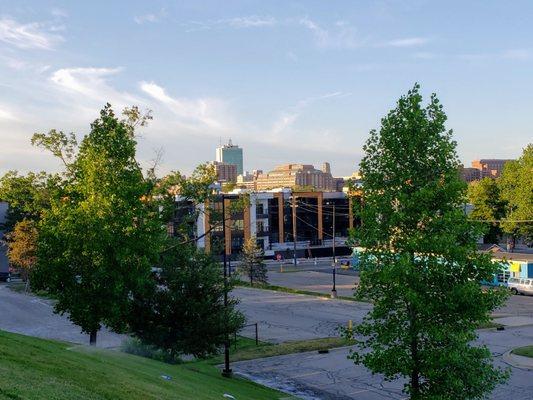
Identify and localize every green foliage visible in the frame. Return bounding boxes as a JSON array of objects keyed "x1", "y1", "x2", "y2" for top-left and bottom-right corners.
[
  {"x1": 121, "y1": 337, "x2": 182, "y2": 364},
  {"x1": 31, "y1": 104, "x2": 163, "y2": 342},
  {"x1": 239, "y1": 236, "x2": 268, "y2": 285},
  {"x1": 129, "y1": 240, "x2": 245, "y2": 359},
  {"x1": 0, "y1": 330, "x2": 288, "y2": 400},
  {"x1": 349, "y1": 84, "x2": 509, "y2": 399},
  {"x1": 5, "y1": 219, "x2": 38, "y2": 283},
  {"x1": 0, "y1": 170, "x2": 61, "y2": 230},
  {"x1": 498, "y1": 144, "x2": 533, "y2": 241},
  {"x1": 467, "y1": 178, "x2": 506, "y2": 243}
]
